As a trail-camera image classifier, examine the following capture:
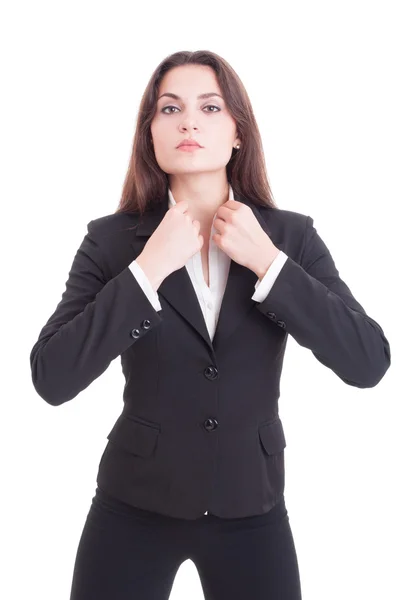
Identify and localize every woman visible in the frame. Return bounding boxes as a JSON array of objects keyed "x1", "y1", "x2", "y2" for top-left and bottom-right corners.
[{"x1": 30, "y1": 50, "x2": 391, "y2": 599}]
